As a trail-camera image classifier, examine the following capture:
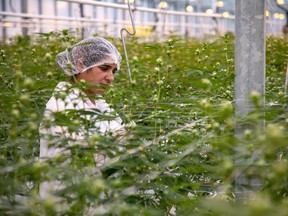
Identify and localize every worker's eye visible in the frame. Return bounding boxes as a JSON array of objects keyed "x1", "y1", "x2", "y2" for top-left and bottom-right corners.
[
  {"x1": 113, "y1": 69, "x2": 117, "y2": 74},
  {"x1": 99, "y1": 66, "x2": 109, "y2": 72}
]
